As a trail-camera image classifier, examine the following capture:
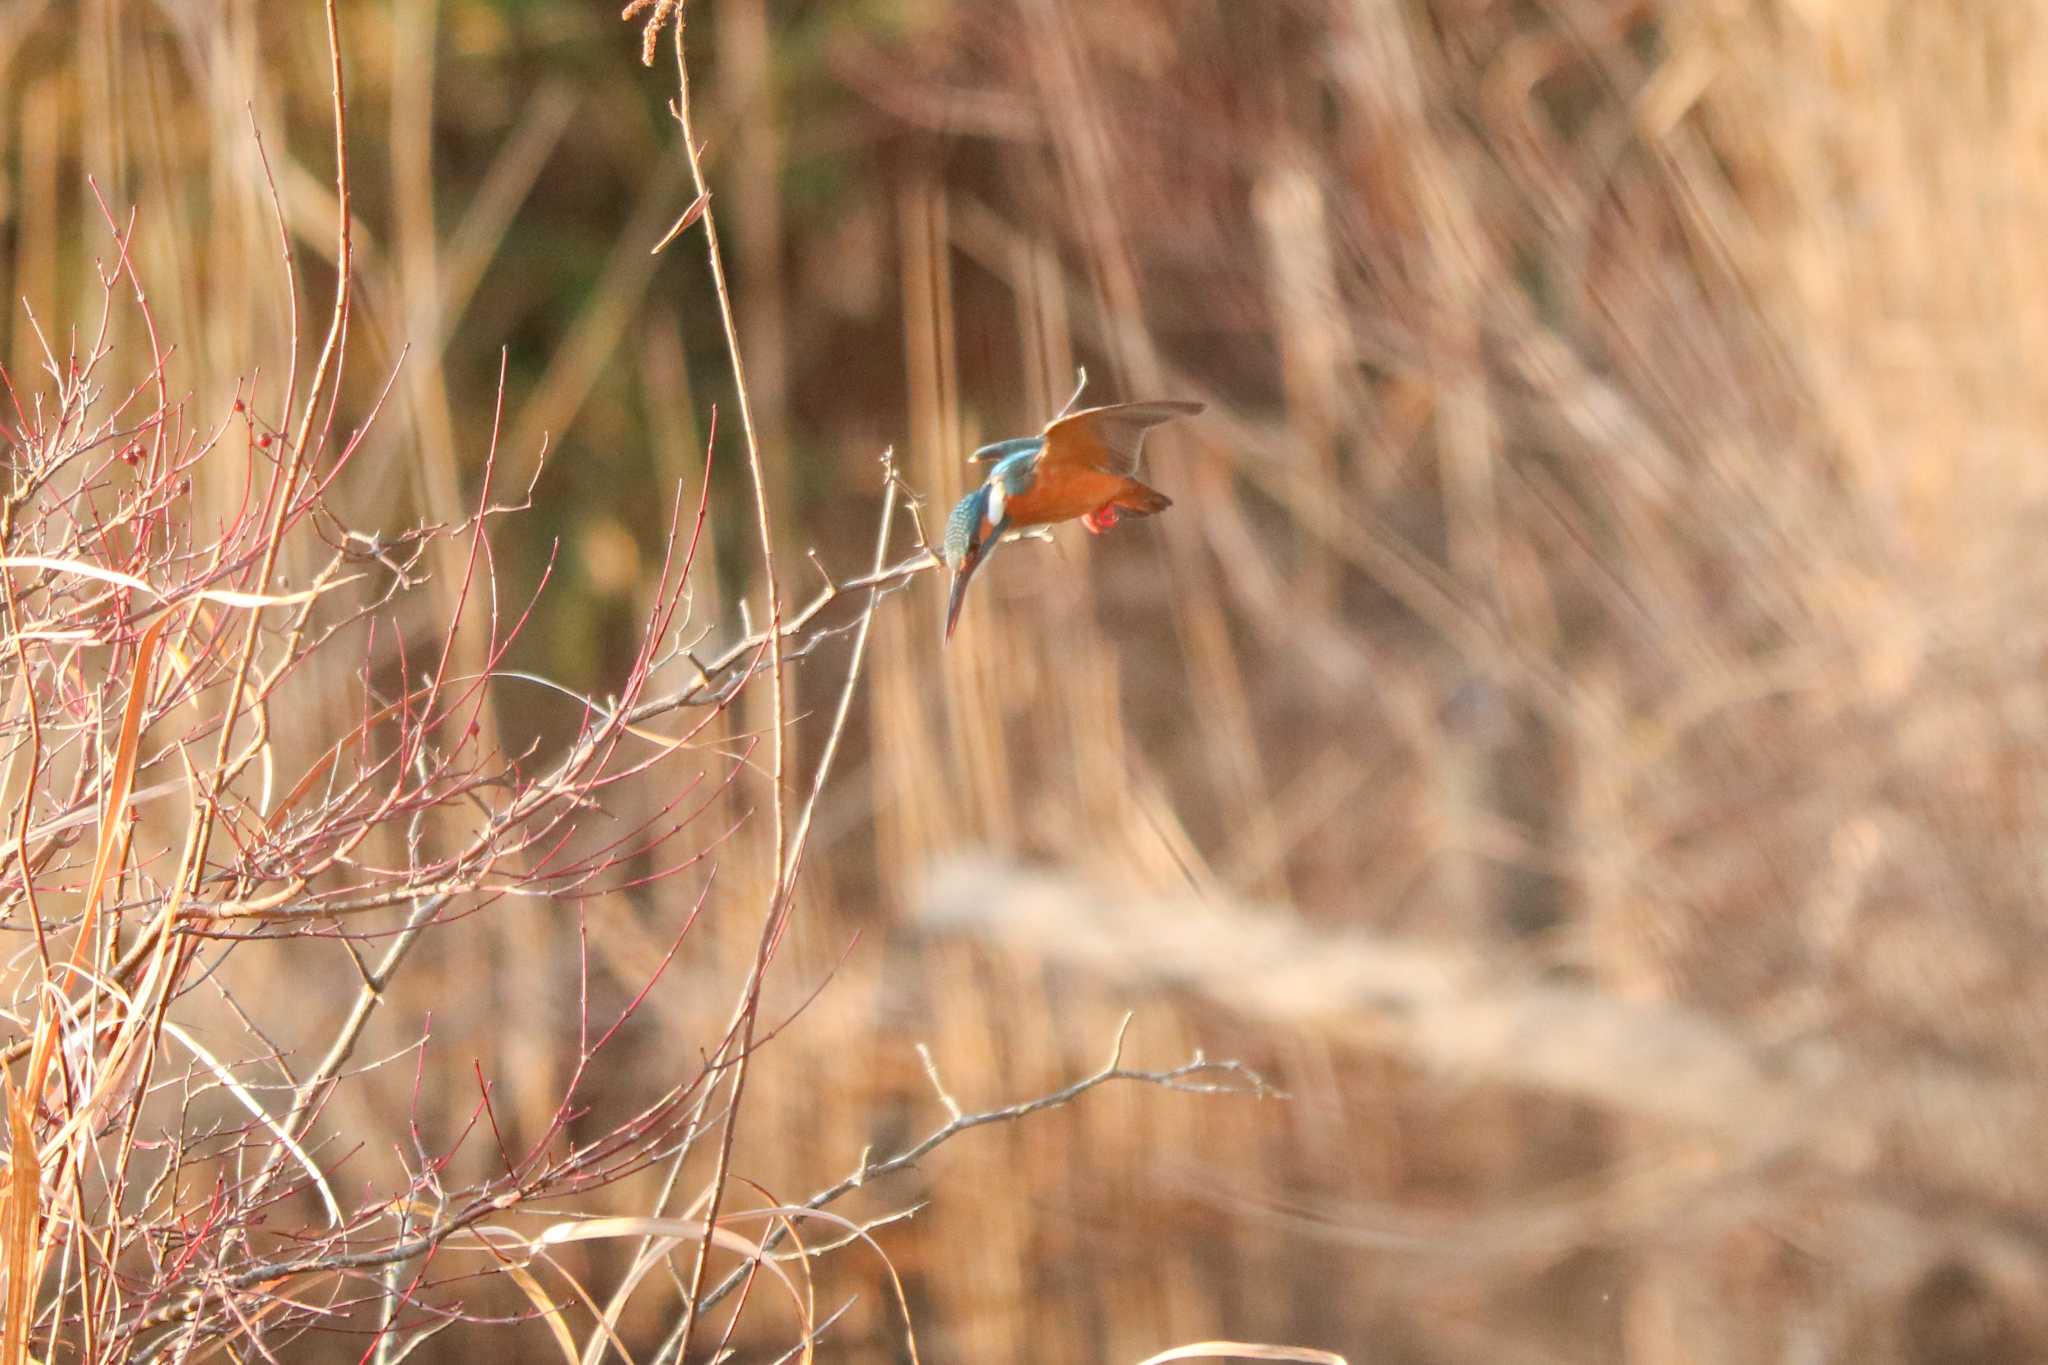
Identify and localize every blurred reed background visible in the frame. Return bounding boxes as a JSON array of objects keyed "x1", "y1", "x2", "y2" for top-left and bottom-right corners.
[{"x1": 9, "y1": 0, "x2": 2048, "y2": 1360}]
